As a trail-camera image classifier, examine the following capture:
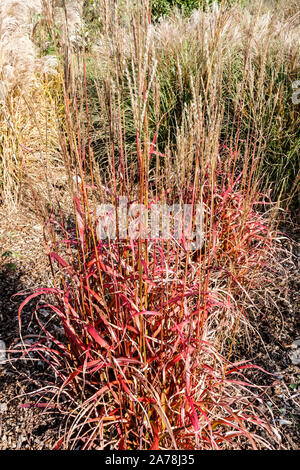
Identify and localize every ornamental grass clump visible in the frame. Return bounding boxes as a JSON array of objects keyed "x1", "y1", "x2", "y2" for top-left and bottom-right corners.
[
  {"x1": 13, "y1": 0, "x2": 288, "y2": 451},
  {"x1": 17, "y1": 134, "x2": 278, "y2": 449}
]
